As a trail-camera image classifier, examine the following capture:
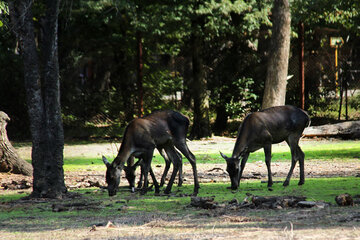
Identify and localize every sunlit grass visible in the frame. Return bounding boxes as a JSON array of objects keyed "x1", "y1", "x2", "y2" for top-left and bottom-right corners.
[
  {"x1": 61, "y1": 140, "x2": 360, "y2": 171},
  {"x1": 1, "y1": 177, "x2": 359, "y2": 220},
  {"x1": 2, "y1": 140, "x2": 359, "y2": 238}
]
